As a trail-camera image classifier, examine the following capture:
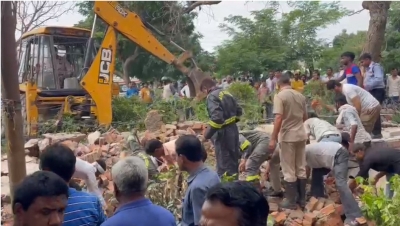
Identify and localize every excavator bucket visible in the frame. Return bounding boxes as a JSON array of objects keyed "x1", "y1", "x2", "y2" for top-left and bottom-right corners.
[
  {"x1": 187, "y1": 68, "x2": 212, "y2": 99},
  {"x1": 173, "y1": 51, "x2": 212, "y2": 99}
]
